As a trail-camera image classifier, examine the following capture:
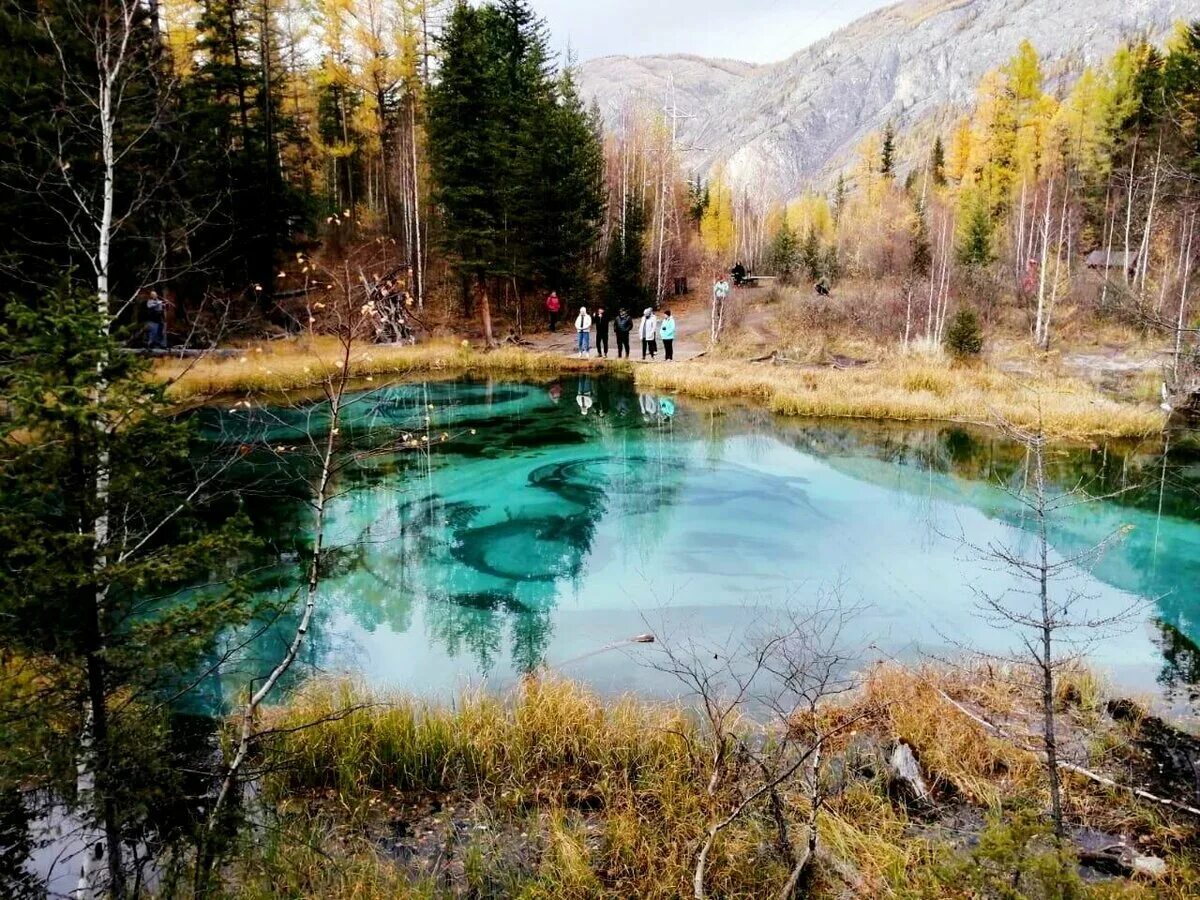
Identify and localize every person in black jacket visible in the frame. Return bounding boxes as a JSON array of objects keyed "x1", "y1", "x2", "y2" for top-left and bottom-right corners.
[
  {"x1": 613, "y1": 308, "x2": 633, "y2": 358},
  {"x1": 594, "y1": 306, "x2": 611, "y2": 357}
]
